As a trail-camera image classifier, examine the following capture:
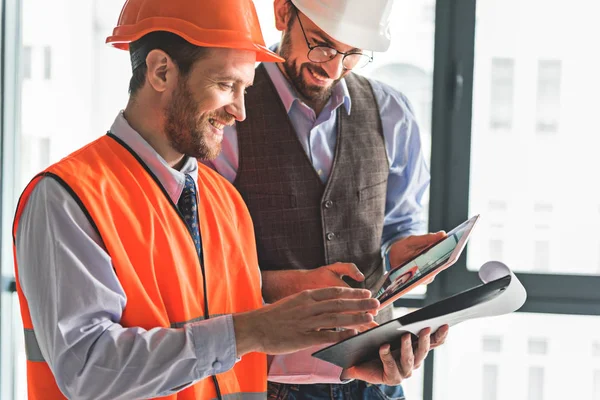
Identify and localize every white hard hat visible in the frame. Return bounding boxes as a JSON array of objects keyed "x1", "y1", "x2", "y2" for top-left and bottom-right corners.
[{"x1": 290, "y1": 0, "x2": 395, "y2": 52}]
